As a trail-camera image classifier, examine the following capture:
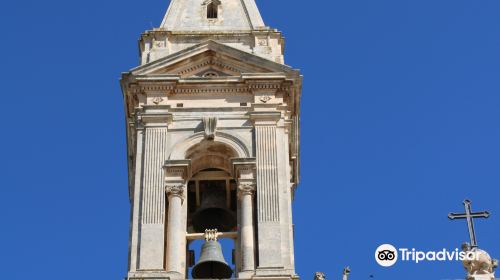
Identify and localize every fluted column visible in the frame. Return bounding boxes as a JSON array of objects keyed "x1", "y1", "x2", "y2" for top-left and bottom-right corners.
[
  {"x1": 165, "y1": 184, "x2": 185, "y2": 275},
  {"x1": 238, "y1": 182, "x2": 256, "y2": 273}
]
